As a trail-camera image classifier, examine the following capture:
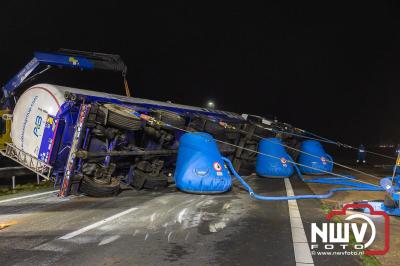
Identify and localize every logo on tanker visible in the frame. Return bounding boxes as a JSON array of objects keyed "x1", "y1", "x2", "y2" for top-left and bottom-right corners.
[
  {"x1": 310, "y1": 204, "x2": 390, "y2": 256},
  {"x1": 33, "y1": 115, "x2": 43, "y2": 137}
]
